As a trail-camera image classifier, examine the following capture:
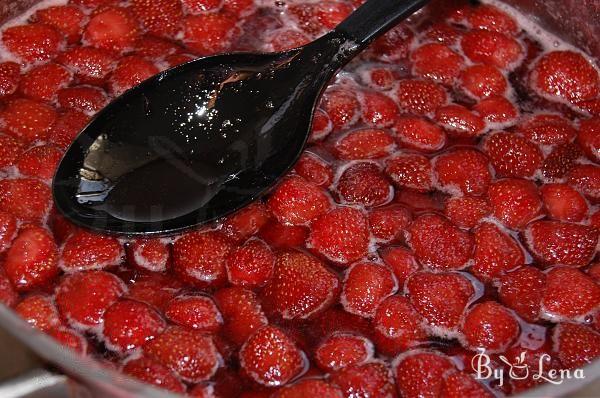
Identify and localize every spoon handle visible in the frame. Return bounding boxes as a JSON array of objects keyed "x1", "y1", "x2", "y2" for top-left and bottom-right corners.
[{"x1": 335, "y1": 0, "x2": 430, "y2": 48}]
